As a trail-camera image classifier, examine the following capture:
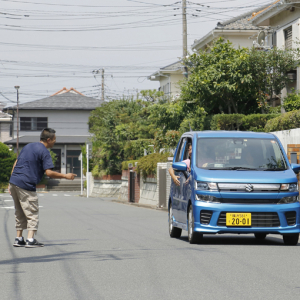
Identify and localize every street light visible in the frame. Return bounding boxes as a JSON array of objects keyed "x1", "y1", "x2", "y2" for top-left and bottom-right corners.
[{"x1": 14, "y1": 86, "x2": 20, "y2": 156}]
